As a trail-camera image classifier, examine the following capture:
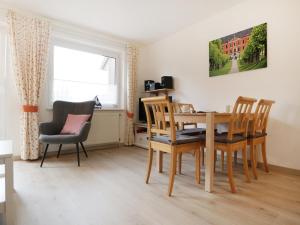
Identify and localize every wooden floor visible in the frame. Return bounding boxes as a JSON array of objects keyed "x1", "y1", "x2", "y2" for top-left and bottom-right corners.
[{"x1": 9, "y1": 146, "x2": 300, "y2": 225}]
